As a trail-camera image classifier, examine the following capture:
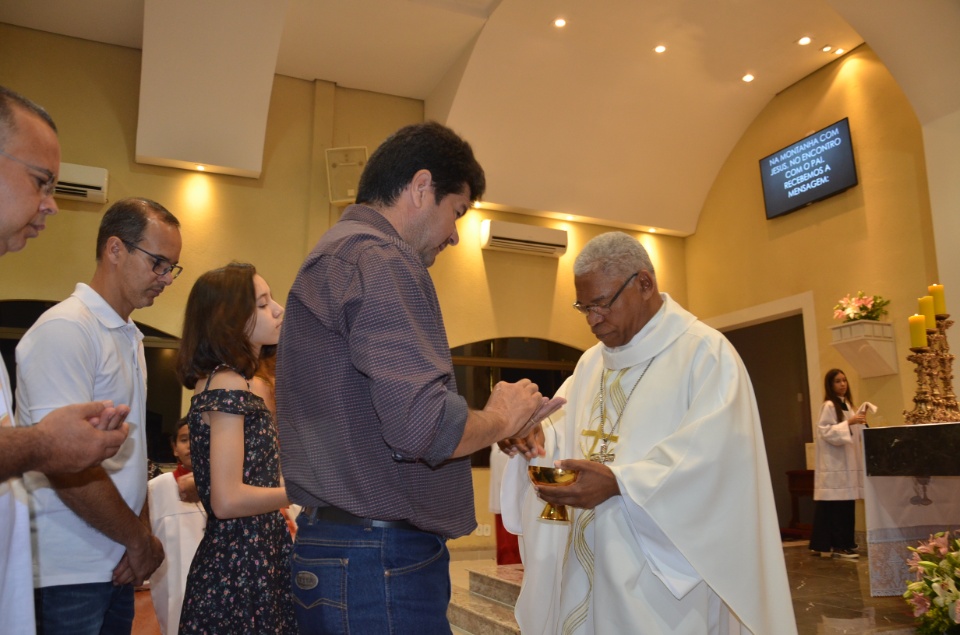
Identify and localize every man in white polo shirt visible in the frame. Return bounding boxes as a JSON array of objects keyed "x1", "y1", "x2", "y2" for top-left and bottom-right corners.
[{"x1": 17, "y1": 197, "x2": 183, "y2": 634}]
